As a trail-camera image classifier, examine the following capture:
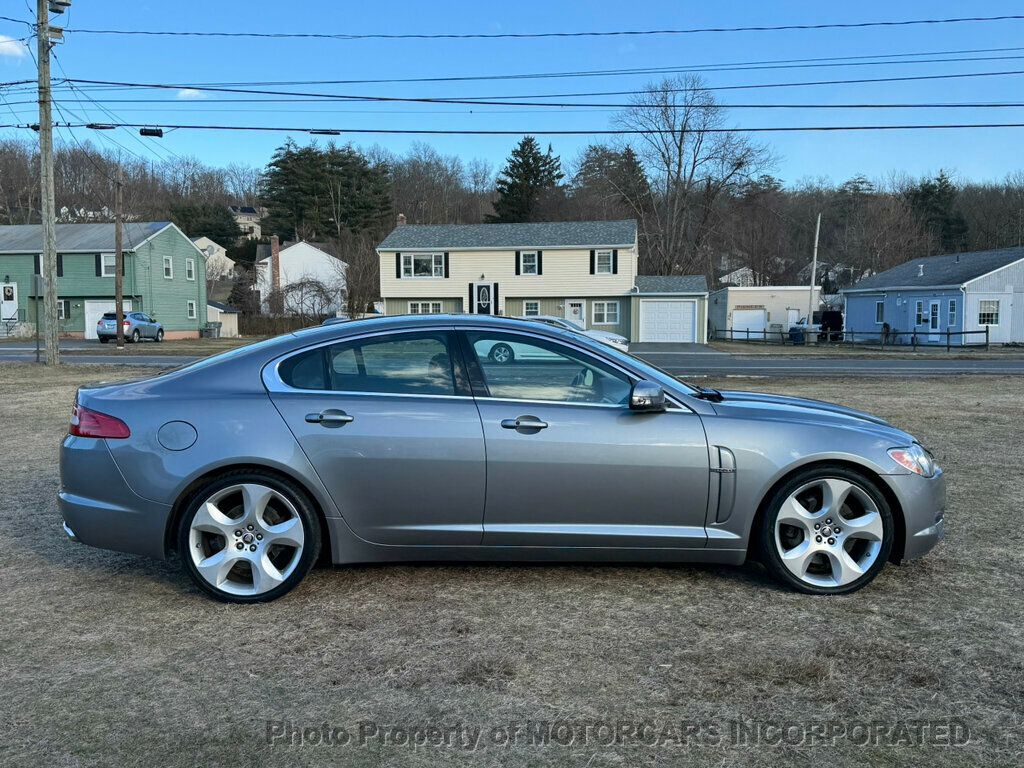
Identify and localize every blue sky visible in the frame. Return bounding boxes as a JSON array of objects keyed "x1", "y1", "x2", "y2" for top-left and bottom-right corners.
[{"x1": 2, "y1": 0, "x2": 1024, "y2": 186}]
